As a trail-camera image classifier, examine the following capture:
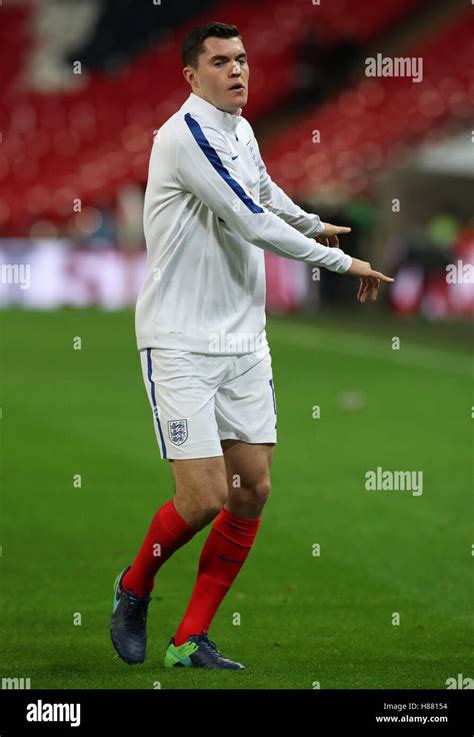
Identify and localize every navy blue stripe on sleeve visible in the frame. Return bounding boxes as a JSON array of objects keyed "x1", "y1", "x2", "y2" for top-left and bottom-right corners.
[{"x1": 184, "y1": 112, "x2": 264, "y2": 214}]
